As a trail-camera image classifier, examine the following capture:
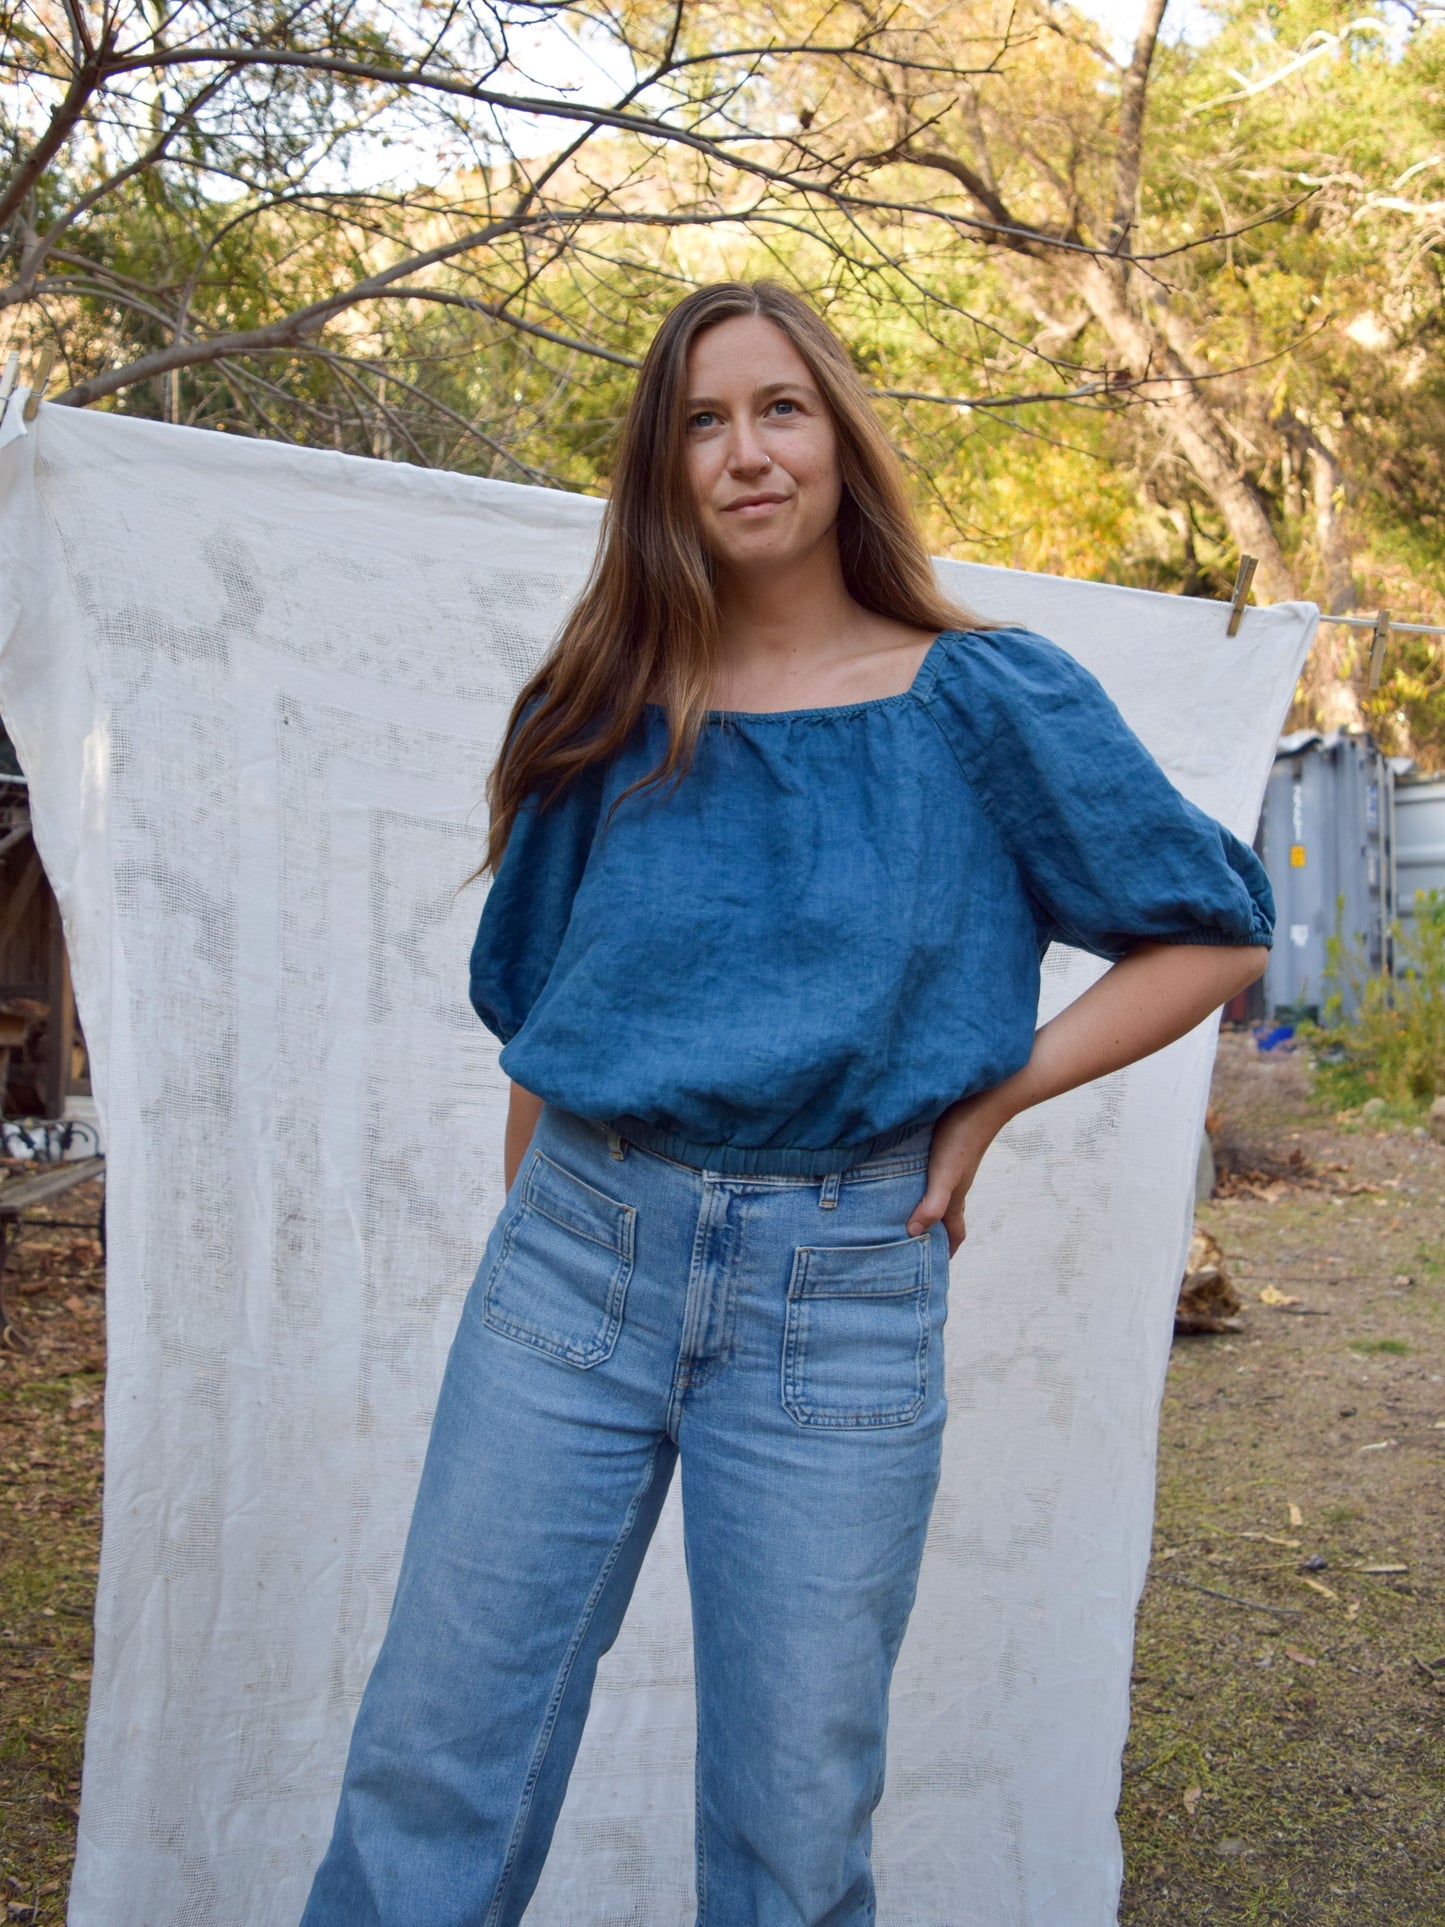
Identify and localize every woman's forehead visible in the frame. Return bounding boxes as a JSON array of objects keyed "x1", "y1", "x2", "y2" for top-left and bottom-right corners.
[{"x1": 685, "y1": 314, "x2": 814, "y2": 393}]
